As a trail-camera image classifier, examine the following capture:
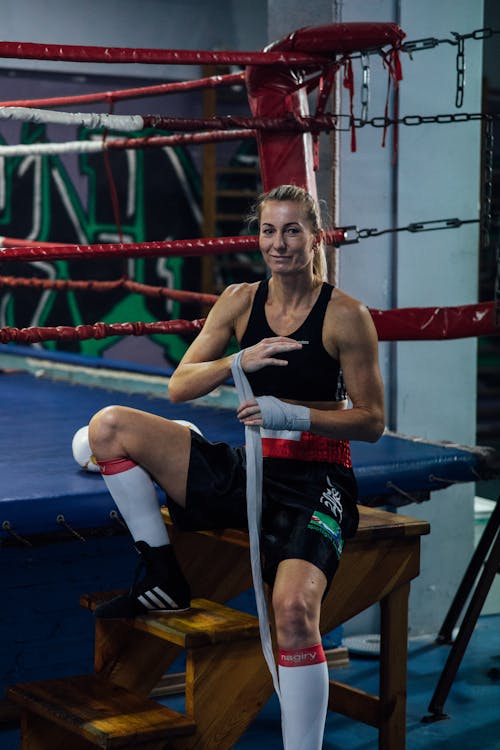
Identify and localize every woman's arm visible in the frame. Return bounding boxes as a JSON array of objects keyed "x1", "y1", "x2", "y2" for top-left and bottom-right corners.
[
  {"x1": 310, "y1": 293, "x2": 386, "y2": 442},
  {"x1": 168, "y1": 284, "x2": 243, "y2": 403}
]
